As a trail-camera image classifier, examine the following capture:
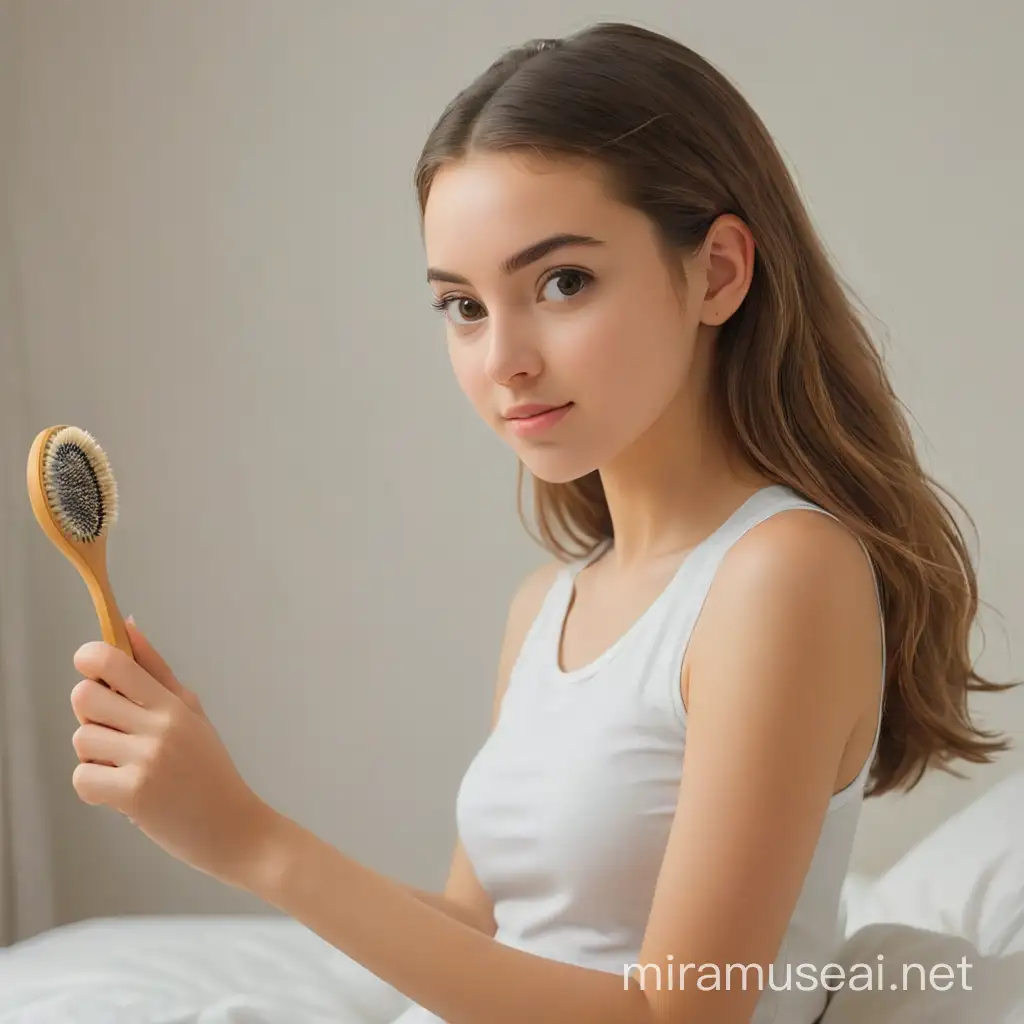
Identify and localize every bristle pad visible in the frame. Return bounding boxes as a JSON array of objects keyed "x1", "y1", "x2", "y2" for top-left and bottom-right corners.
[{"x1": 43, "y1": 427, "x2": 118, "y2": 542}]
